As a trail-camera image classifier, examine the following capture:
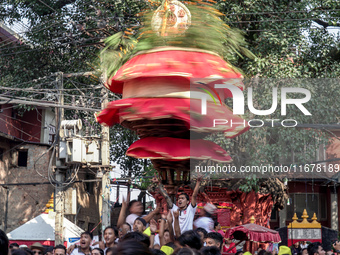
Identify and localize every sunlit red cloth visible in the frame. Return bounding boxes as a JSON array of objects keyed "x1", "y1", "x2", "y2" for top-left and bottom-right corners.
[
  {"x1": 225, "y1": 223, "x2": 281, "y2": 243},
  {"x1": 126, "y1": 137, "x2": 232, "y2": 162},
  {"x1": 223, "y1": 243, "x2": 237, "y2": 253},
  {"x1": 121, "y1": 77, "x2": 244, "y2": 100},
  {"x1": 8, "y1": 240, "x2": 67, "y2": 247},
  {"x1": 106, "y1": 47, "x2": 244, "y2": 94},
  {"x1": 95, "y1": 97, "x2": 249, "y2": 138}
]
